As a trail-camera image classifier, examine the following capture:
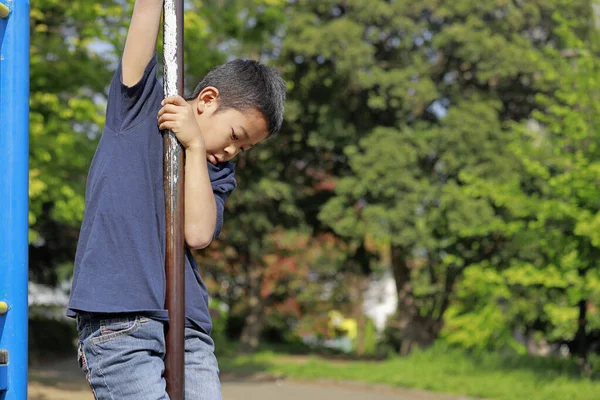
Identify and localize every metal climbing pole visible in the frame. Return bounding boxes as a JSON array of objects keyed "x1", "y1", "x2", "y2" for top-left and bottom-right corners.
[
  {"x1": 162, "y1": 0, "x2": 185, "y2": 398},
  {"x1": 0, "y1": 1, "x2": 30, "y2": 400}
]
